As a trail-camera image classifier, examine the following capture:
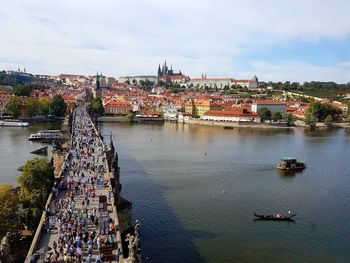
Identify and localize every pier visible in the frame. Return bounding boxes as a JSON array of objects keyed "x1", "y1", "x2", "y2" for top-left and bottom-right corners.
[{"x1": 25, "y1": 106, "x2": 140, "y2": 263}]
